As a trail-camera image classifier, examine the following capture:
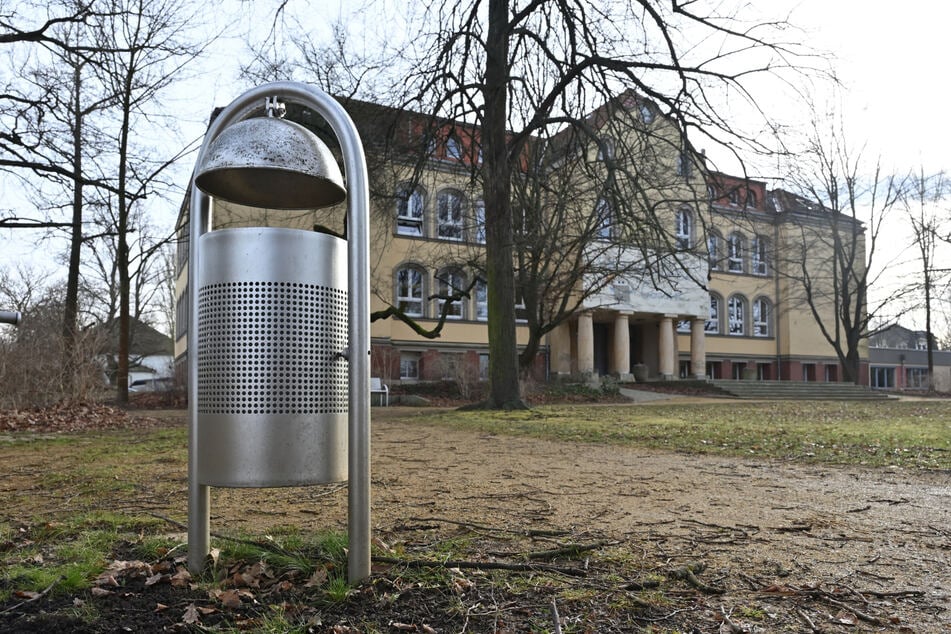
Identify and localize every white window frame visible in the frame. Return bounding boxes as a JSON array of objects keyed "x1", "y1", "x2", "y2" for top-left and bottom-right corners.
[
  {"x1": 753, "y1": 298, "x2": 769, "y2": 337},
  {"x1": 437, "y1": 189, "x2": 465, "y2": 240},
  {"x1": 728, "y1": 295, "x2": 746, "y2": 336},
  {"x1": 400, "y1": 352, "x2": 420, "y2": 380},
  {"x1": 751, "y1": 236, "x2": 768, "y2": 276},
  {"x1": 675, "y1": 208, "x2": 691, "y2": 249},
  {"x1": 396, "y1": 184, "x2": 425, "y2": 236},
  {"x1": 436, "y1": 269, "x2": 466, "y2": 320},
  {"x1": 396, "y1": 267, "x2": 425, "y2": 317},
  {"x1": 473, "y1": 199, "x2": 486, "y2": 243},
  {"x1": 705, "y1": 295, "x2": 721, "y2": 334},
  {"x1": 727, "y1": 234, "x2": 744, "y2": 273},
  {"x1": 707, "y1": 233, "x2": 721, "y2": 270}
]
